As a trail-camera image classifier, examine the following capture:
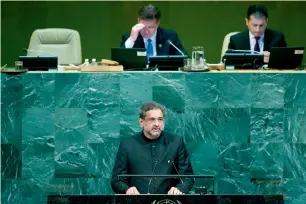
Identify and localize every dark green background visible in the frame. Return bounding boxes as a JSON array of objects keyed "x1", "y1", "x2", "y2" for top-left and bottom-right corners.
[{"x1": 1, "y1": 1, "x2": 306, "y2": 66}]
